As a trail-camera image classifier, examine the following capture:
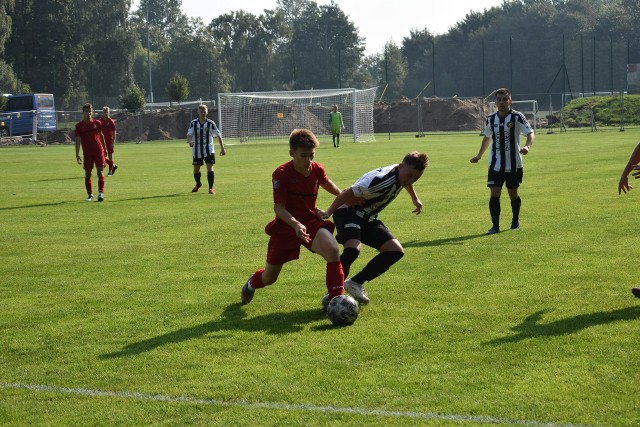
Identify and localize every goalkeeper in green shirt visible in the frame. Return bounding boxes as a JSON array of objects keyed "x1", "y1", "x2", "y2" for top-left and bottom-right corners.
[{"x1": 328, "y1": 105, "x2": 344, "y2": 148}]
